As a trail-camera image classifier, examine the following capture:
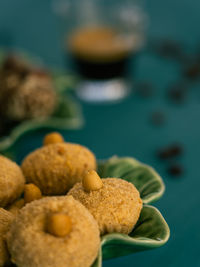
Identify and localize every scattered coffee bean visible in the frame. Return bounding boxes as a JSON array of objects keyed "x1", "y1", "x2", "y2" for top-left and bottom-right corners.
[
  {"x1": 193, "y1": 43, "x2": 200, "y2": 63},
  {"x1": 183, "y1": 62, "x2": 200, "y2": 80},
  {"x1": 152, "y1": 39, "x2": 183, "y2": 60},
  {"x1": 151, "y1": 111, "x2": 166, "y2": 126},
  {"x1": 167, "y1": 82, "x2": 187, "y2": 103},
  {"x1": 136, "y1": 82, "x2": 154, "y2": 98},
  {"x1": 157, "y1": 144, "x2": 183, "y2": 159},
  {"x1": 168, "y1": 163, "x2": 183, "y2": 176}
]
